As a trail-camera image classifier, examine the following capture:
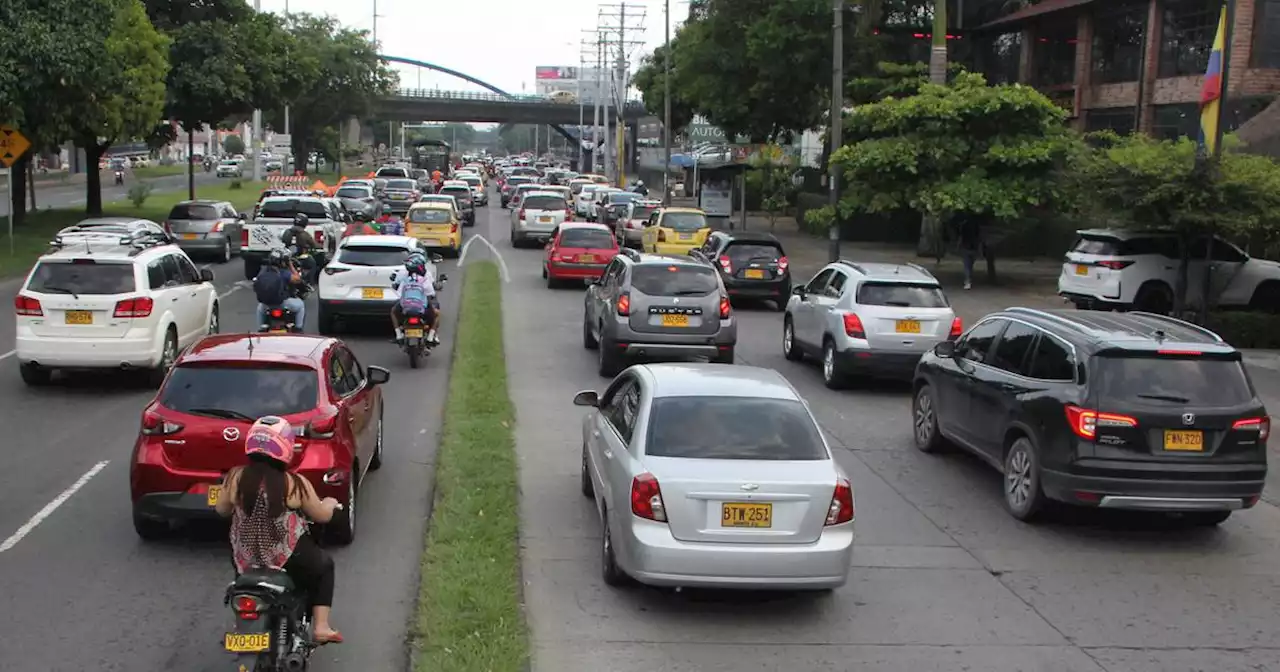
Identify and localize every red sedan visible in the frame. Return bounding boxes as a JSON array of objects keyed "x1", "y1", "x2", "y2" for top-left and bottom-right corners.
[
  {"x1": 543, "y1": 223, "x2": 619, "y2": 288},
  {"x1": 129, "y1": 333, "x2": 390, "y2": 545}
]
